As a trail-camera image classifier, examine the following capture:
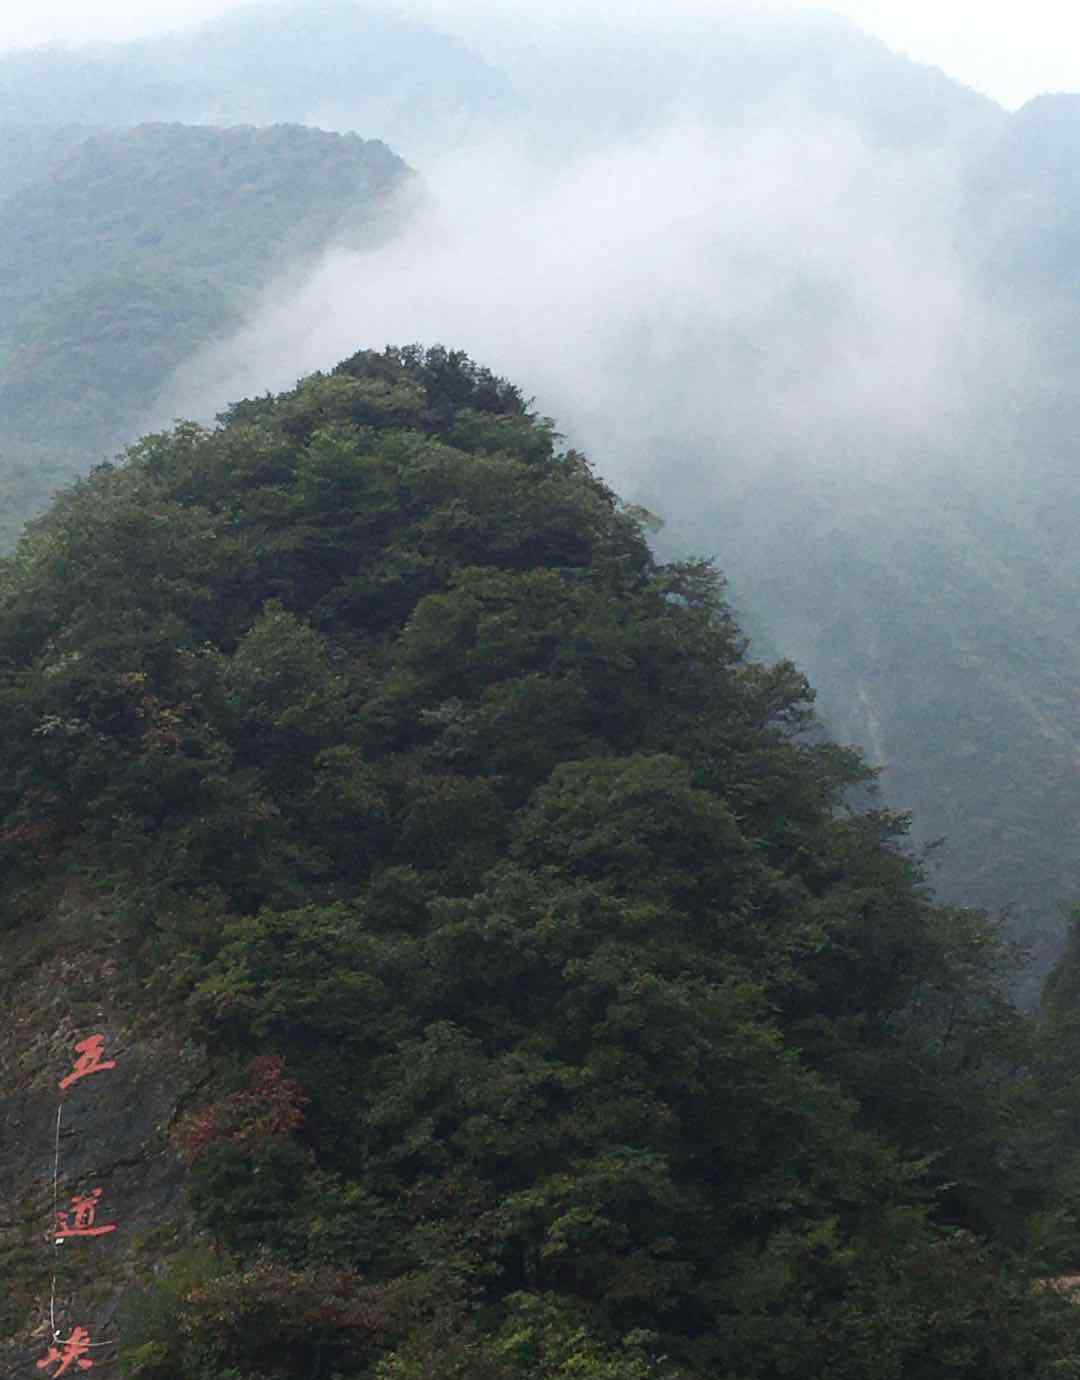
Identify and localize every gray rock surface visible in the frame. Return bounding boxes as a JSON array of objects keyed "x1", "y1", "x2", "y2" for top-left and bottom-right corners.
[{"x1": 0, "y1": 901, "x2": 204, "y2": 1377}]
